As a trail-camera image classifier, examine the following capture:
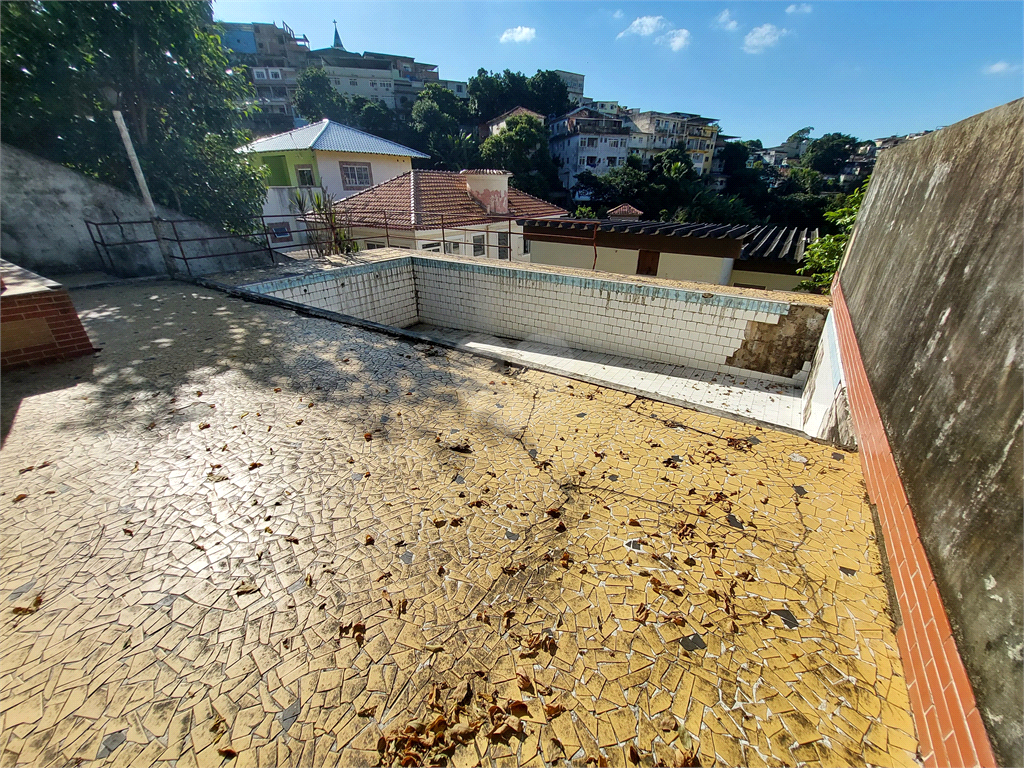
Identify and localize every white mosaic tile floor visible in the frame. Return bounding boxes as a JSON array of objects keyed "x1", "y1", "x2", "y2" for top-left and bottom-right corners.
[{"x1": 410, "y1": 324, "x2": 805, "y2": 432}]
